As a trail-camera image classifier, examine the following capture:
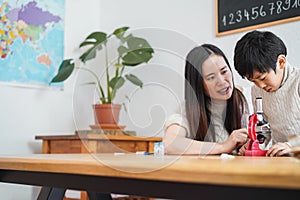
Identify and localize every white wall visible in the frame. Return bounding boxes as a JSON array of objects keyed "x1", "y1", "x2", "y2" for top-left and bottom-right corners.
[
  {"x1": 0, "y1": 0, "x2": 299, "y2": 199},
  {"x1": 0, "y1": 0, "x2": 101, "y2": 199}
]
